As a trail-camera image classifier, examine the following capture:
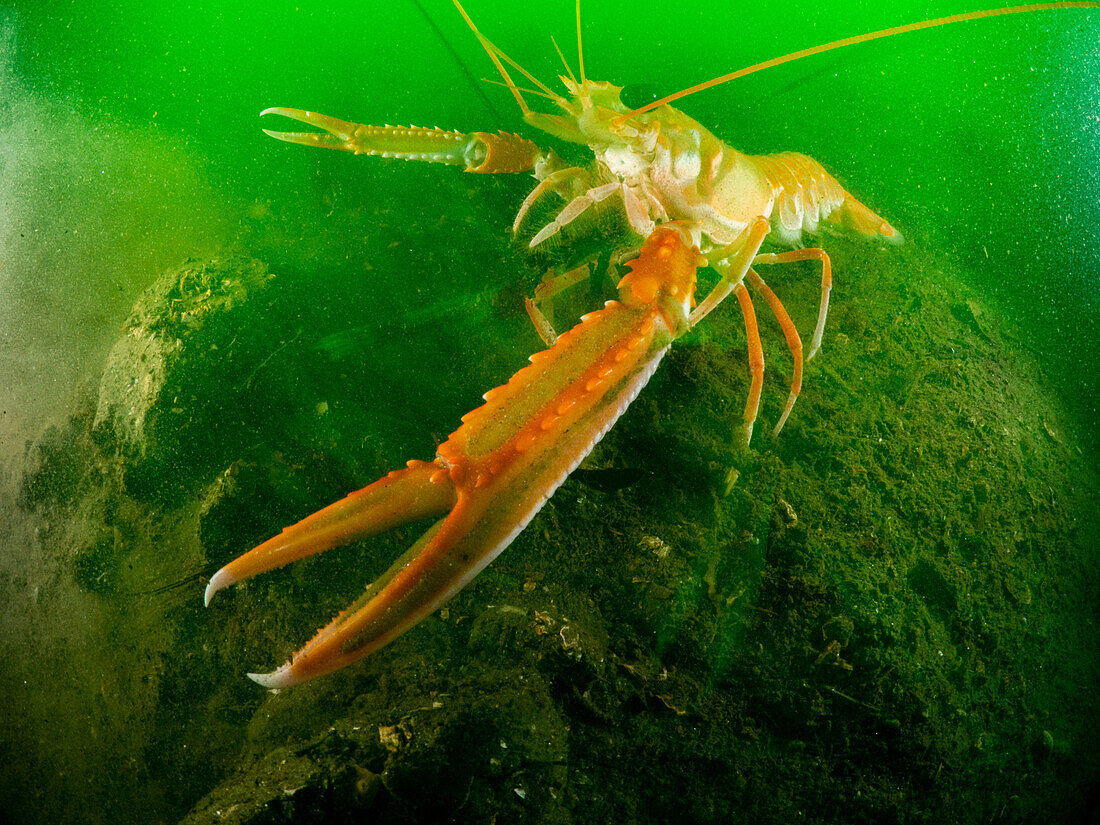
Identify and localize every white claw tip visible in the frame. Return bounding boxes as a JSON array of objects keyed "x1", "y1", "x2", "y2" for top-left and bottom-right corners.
[
  {"x1": 247, "y1": 663, "x2": 302, "y2": 689},
  {"x1": 203, "y1": 567, "x2": 234, "y2": 607}
]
